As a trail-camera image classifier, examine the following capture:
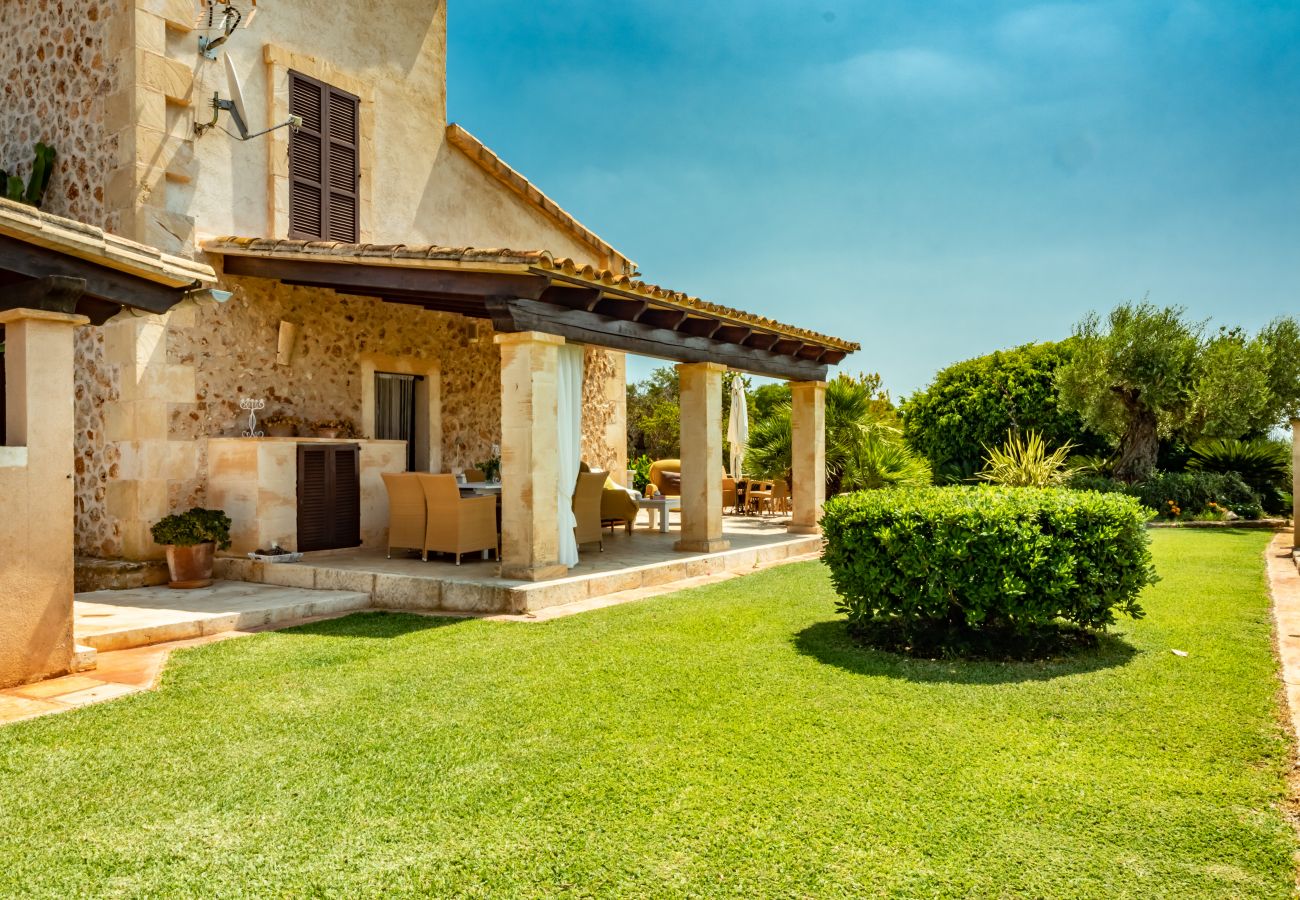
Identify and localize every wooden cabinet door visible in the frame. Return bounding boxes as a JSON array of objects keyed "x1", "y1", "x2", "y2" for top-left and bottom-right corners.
[{"x1": 296, "y1": 443, "x2": 361, "y2": 552}]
